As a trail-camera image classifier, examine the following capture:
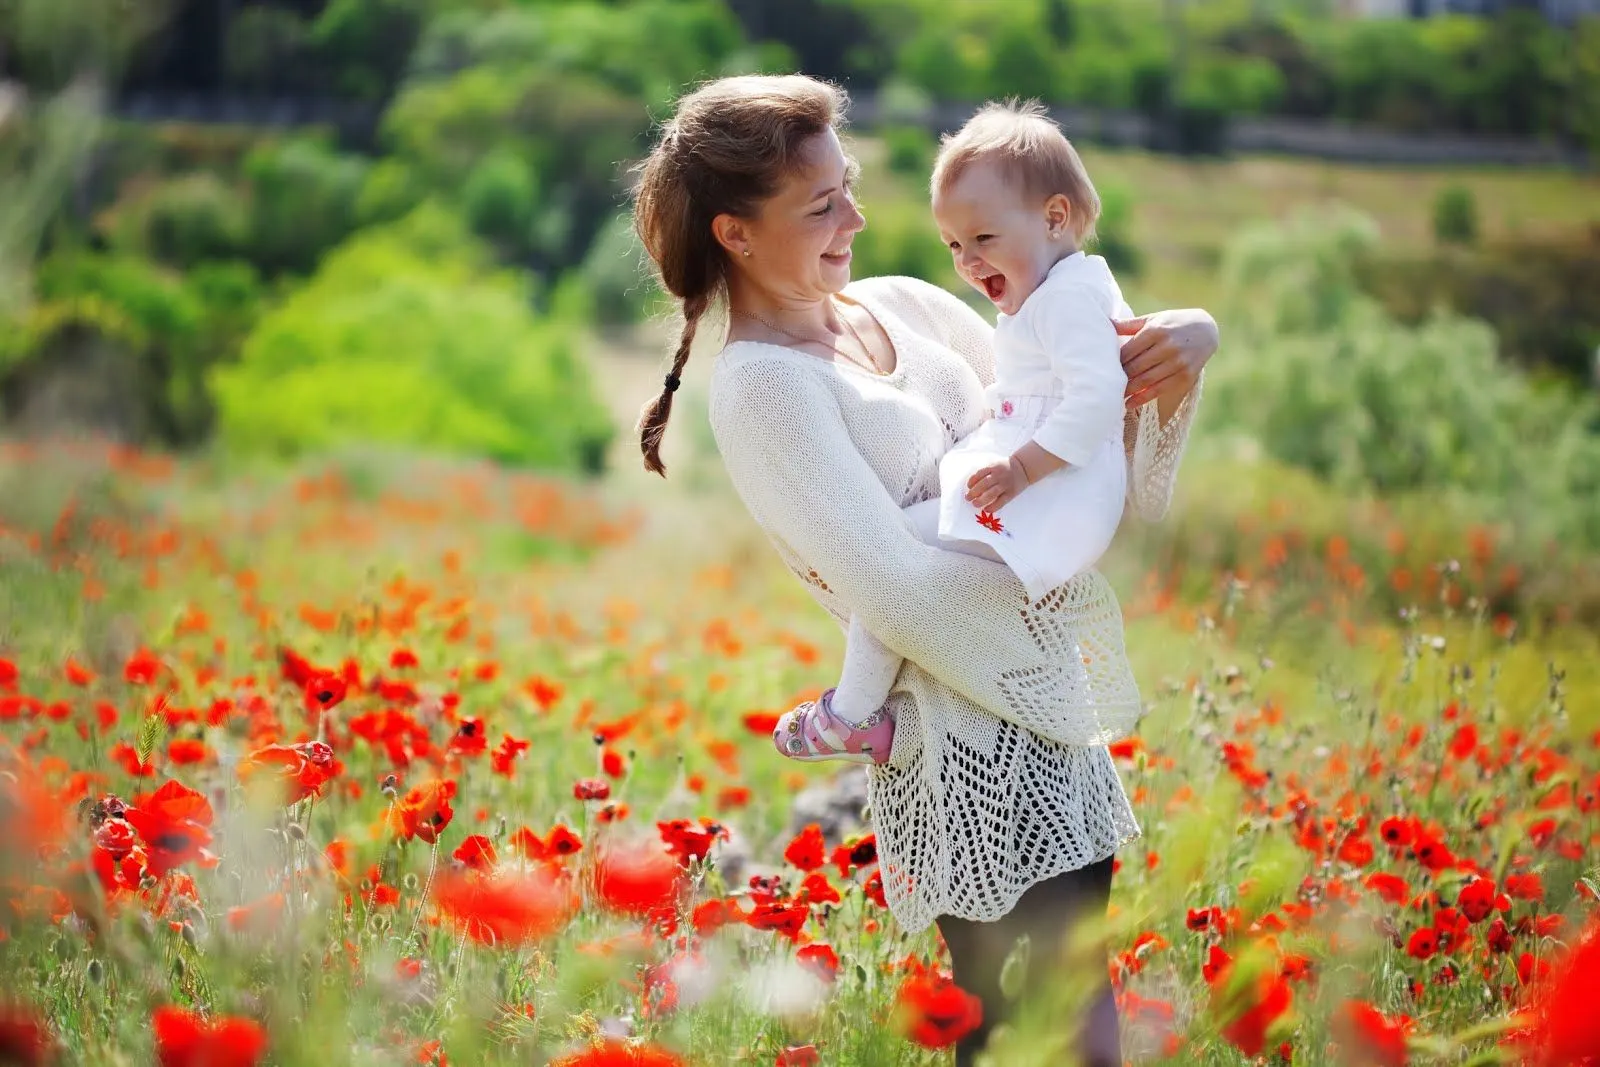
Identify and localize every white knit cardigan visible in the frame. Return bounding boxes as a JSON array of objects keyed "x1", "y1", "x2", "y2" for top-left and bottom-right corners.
[{"x1": 708, "y1": 276, "x2": 1202, "y2": 932}]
